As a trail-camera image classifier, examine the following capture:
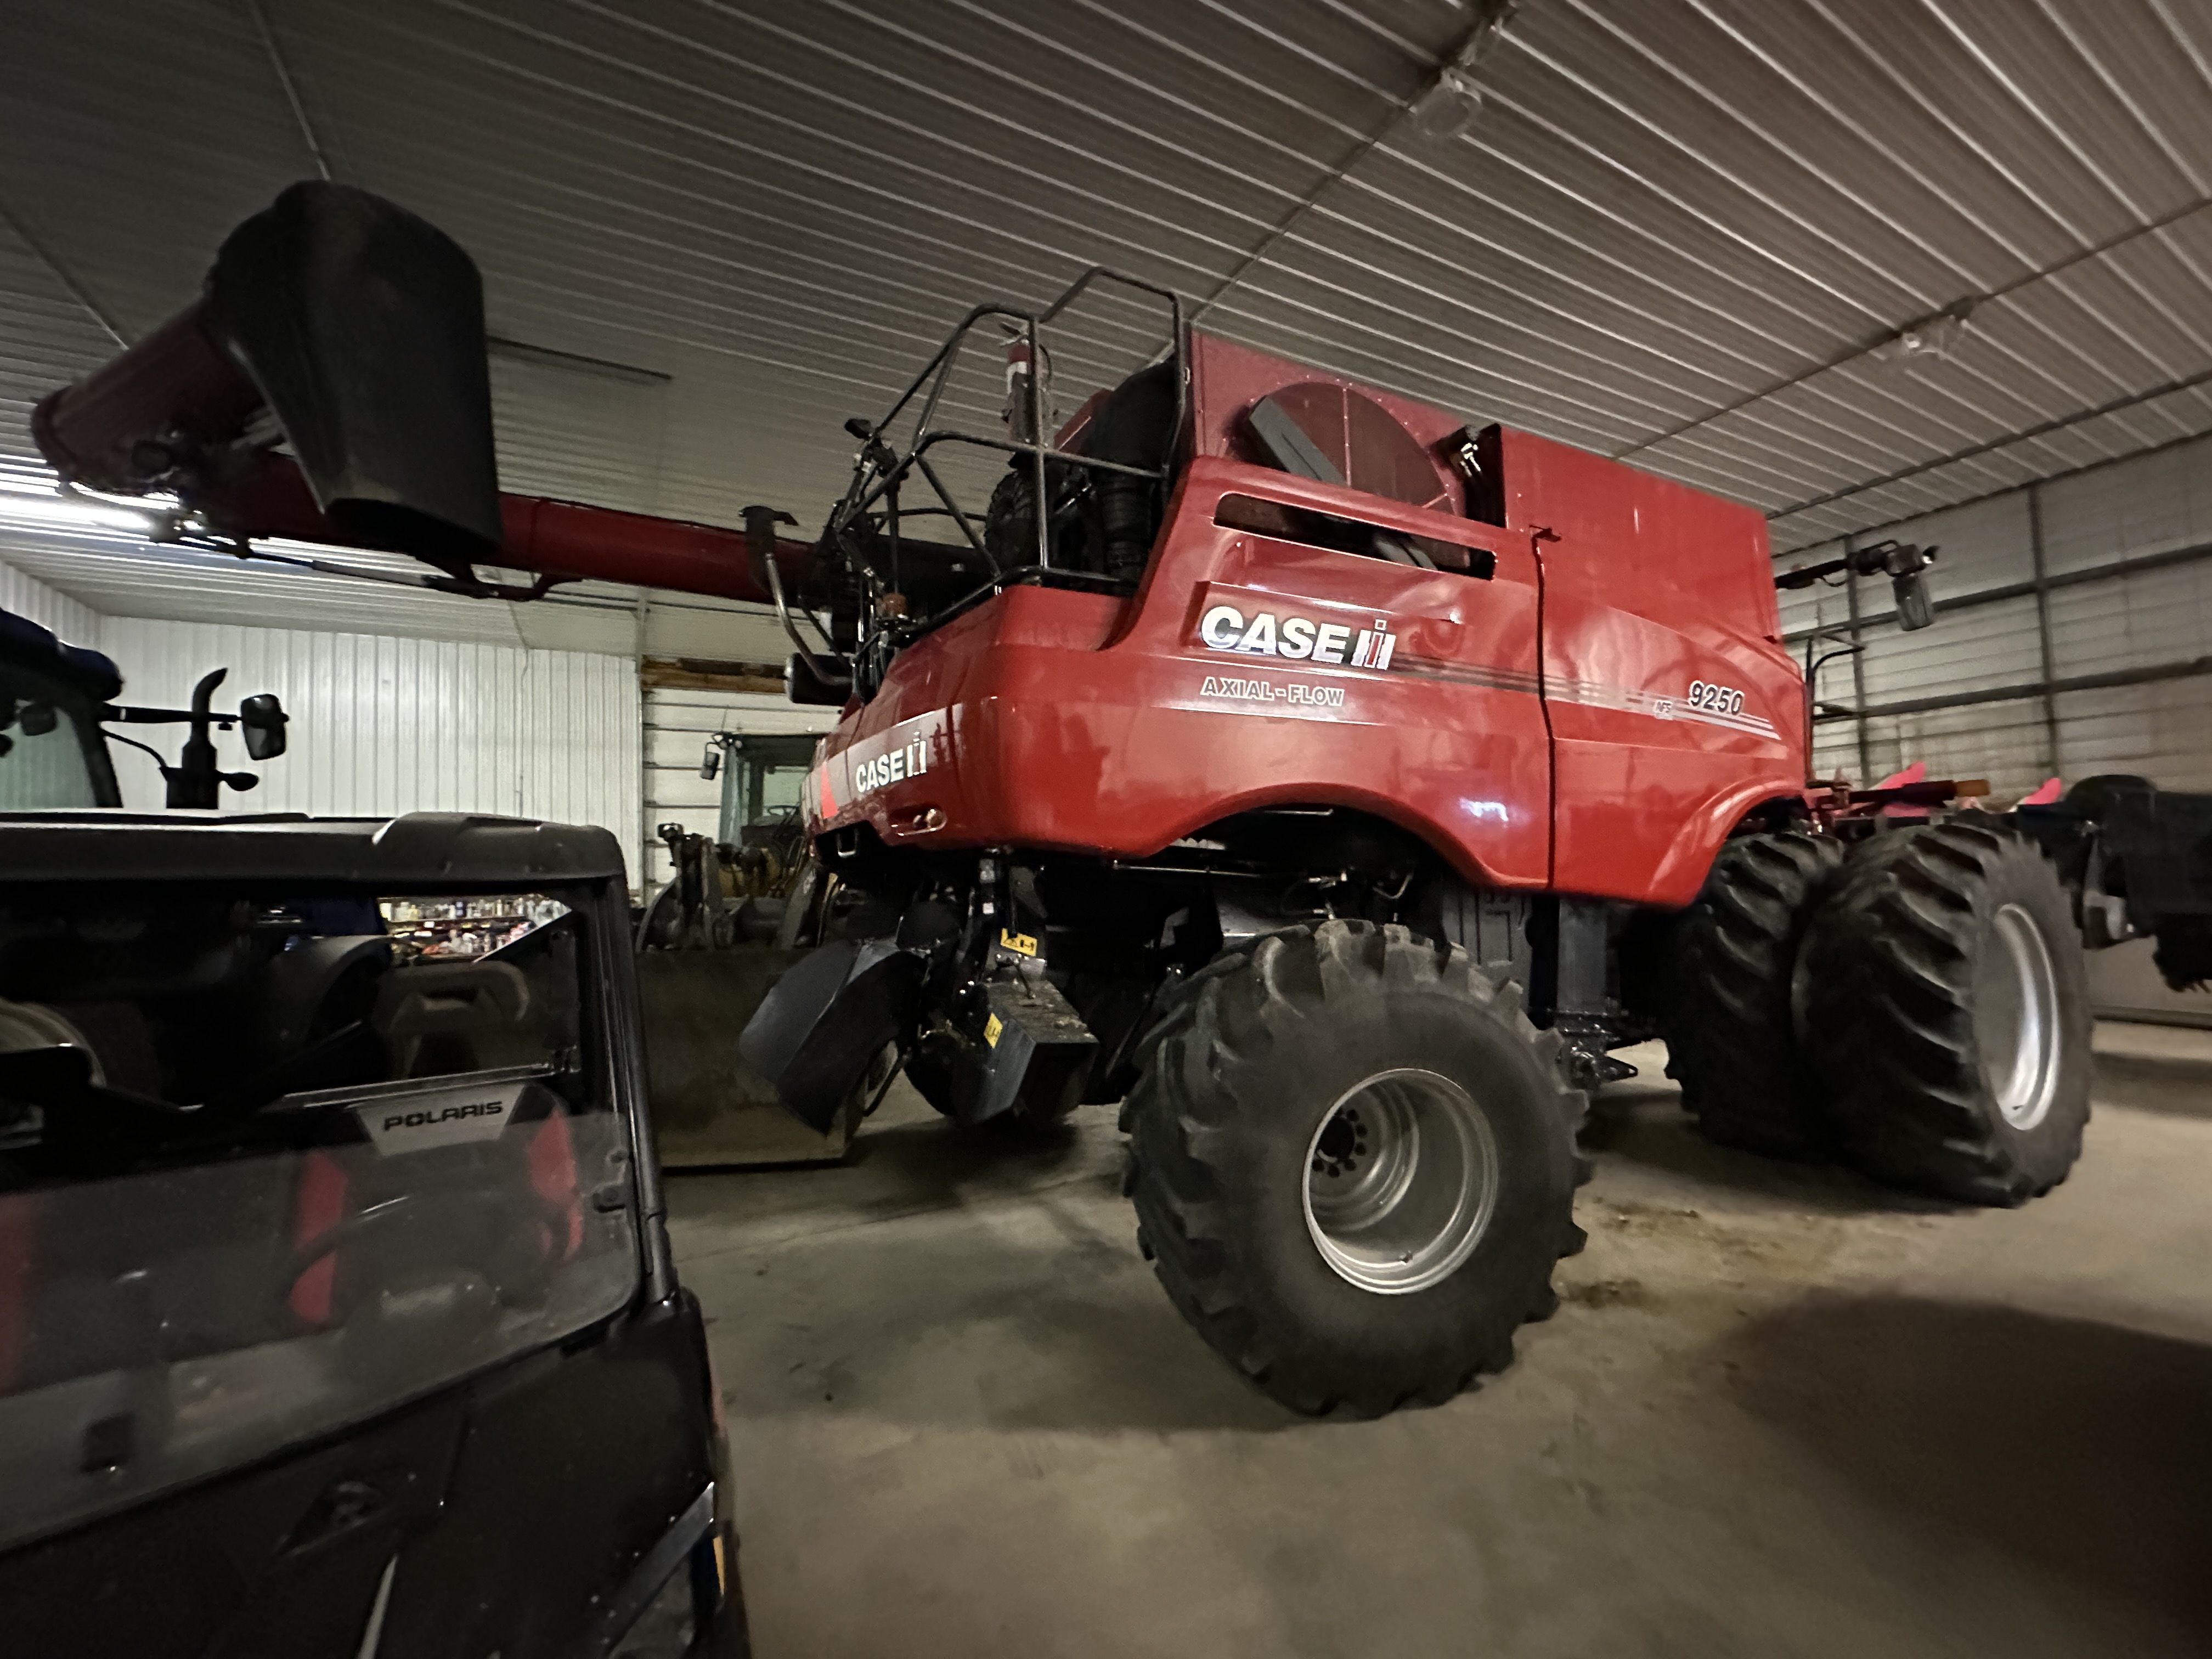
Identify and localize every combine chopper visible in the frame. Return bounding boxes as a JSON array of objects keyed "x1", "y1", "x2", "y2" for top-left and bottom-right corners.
[{"x1": 32, "y1": 181, "x2": 2212, "y2": 1418}]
